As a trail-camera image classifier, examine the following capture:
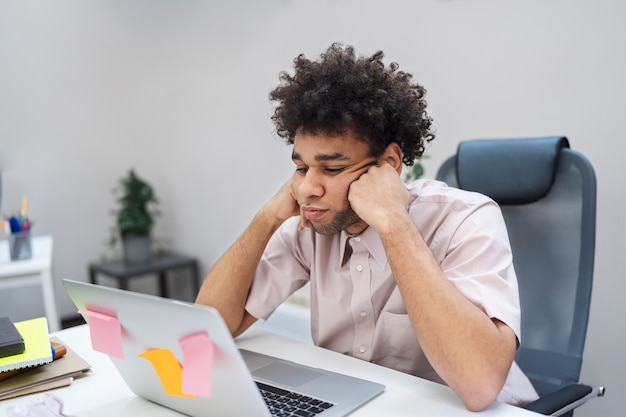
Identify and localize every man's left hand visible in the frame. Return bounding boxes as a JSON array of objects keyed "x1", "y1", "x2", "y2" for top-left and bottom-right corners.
[{"x1": 348, "y1": 163, "x2": 410, "y2": 232}]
